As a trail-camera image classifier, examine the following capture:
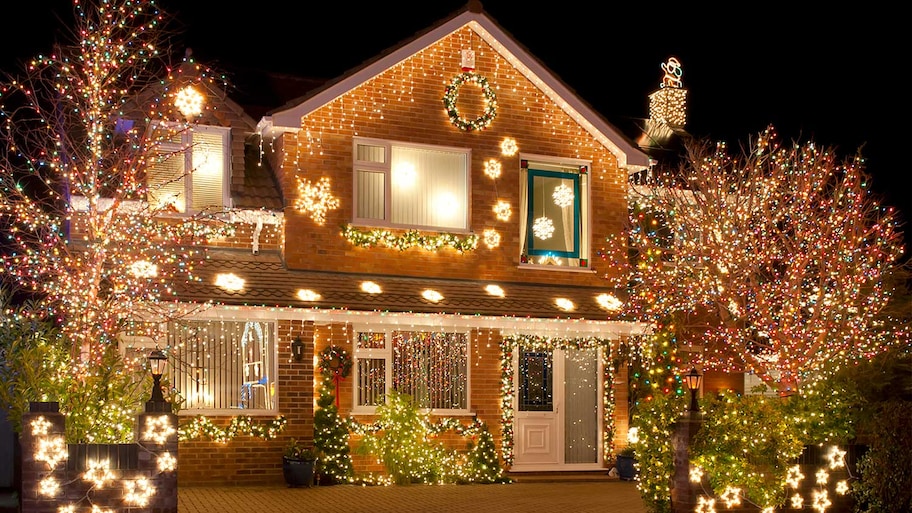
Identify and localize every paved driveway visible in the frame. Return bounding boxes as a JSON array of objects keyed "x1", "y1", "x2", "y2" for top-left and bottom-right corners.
[{"x1": 178, "y1": 480, "x2": 647, "y2": 513}]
